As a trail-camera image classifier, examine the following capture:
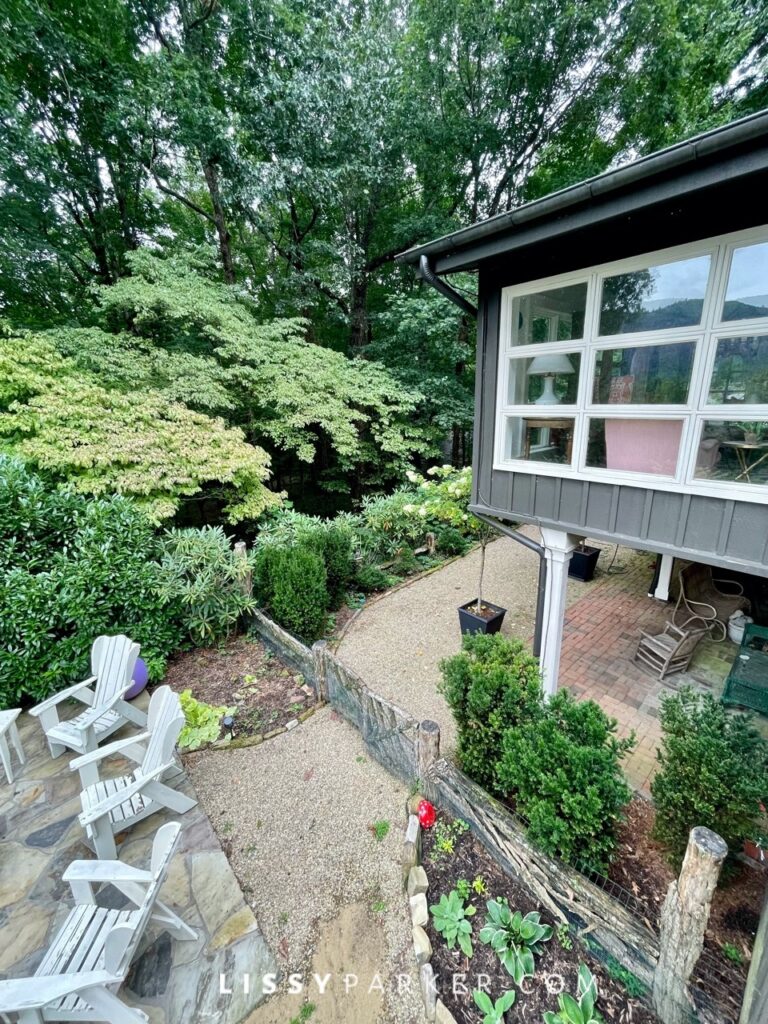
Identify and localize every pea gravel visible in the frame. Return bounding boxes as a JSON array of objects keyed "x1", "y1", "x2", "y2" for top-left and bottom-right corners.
[
  {"x1": 337, "y1": 530, "x2": 615, "y2": 755},
  {"x1": 185, "y1": 707, "x2": 425, "y2": 1023}
]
